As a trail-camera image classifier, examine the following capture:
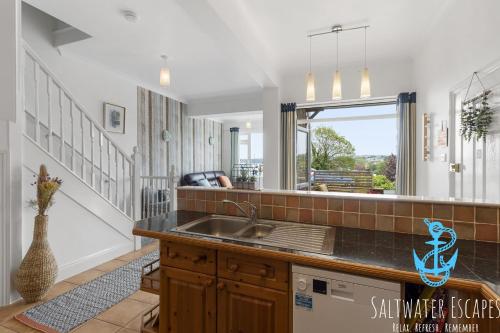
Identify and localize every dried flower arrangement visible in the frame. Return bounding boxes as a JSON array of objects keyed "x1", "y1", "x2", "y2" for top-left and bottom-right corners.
[{"x1": 29, "y1": 164, "x2": 63, "y2": 216}]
